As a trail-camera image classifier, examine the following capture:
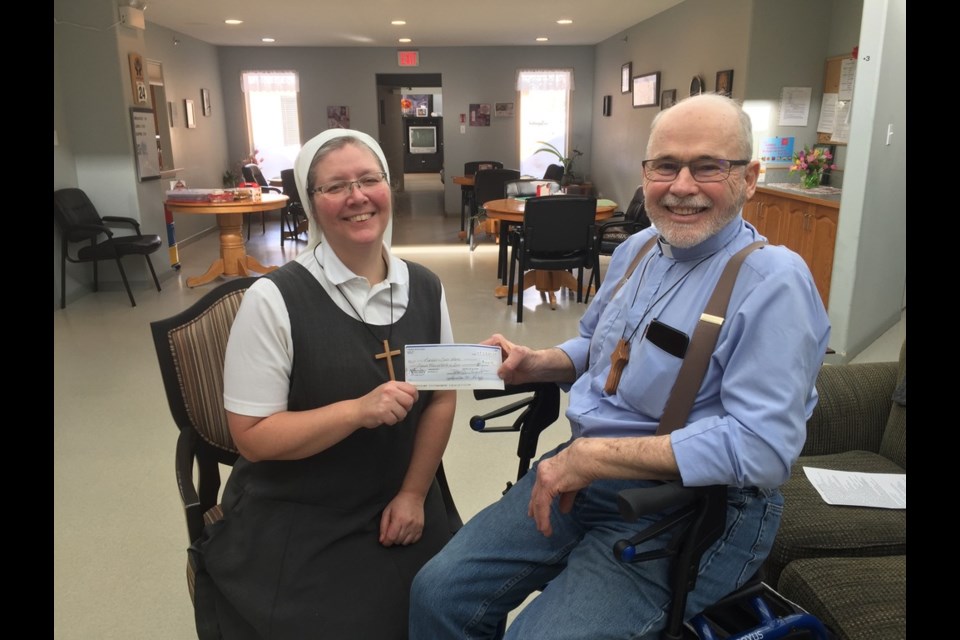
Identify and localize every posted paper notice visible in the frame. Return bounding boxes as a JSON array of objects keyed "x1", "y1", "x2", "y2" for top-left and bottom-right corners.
[
  {"x1": 405, "y1": 344, "x2": 504, "y2": 390},
  {"x1": 802, "y1": 467, "x2": 906, "y2": 509}
]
